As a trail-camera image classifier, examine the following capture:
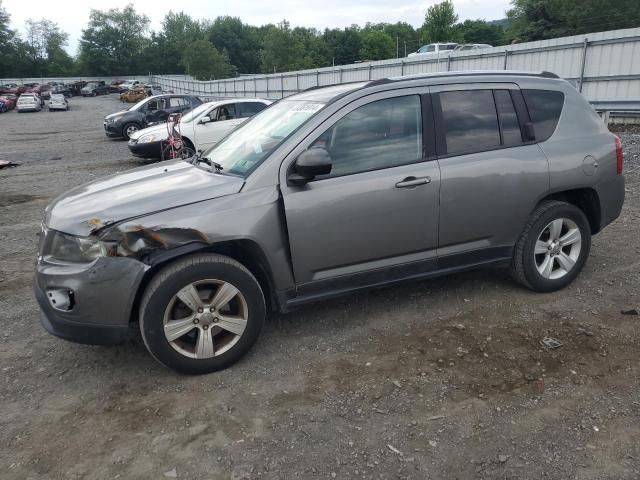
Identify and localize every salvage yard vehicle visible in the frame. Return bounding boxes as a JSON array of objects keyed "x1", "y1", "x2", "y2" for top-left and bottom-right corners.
[
  {"x1": 17, "y1": 93, "x2": 42, "y2": 112},
  {"x1": 0, "y1": 94, "x2": 17, "y2": 110},
  {"x1": 104, "y1": 94, "x2": 203, "y2": 140},
  {"x1": 35, "y1": 71, "x2": 625, "y2": 374},
  {"x1": 118, "y1": 80, "x2": 140, "y2": 93},
  {"x1": 81, "y1": 82, "x2": 108, "y2": 97},
  {"x1": 128, "y1": 98, "x2": 271, "y2": 159},
  {"x1": 120, "y1": 87, "x2": 147, "y2": 103},
  {"x1": 48, "y1": 94, "x2": 69, "y2": 111},
  {"x1": 408, "y1": 42, "x2": 458, "y2": 56}
]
